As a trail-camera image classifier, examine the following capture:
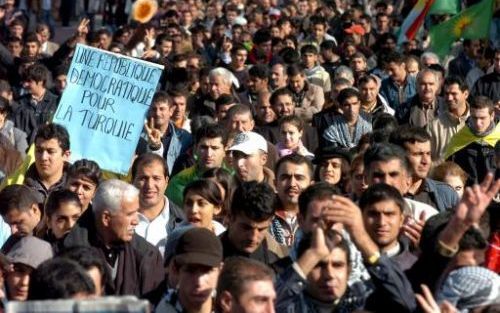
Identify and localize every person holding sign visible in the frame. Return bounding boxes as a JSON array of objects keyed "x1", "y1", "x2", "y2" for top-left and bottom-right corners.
[{"x1": 137, "y1": 91, "x2": 192, "y2": 176}]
